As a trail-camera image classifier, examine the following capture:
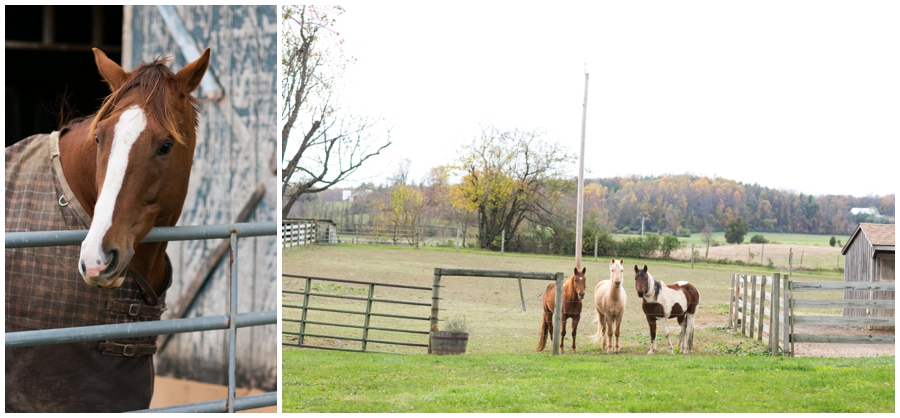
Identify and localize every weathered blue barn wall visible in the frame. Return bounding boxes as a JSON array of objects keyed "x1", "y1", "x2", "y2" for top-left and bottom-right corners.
[{"x1": 123, "y1": 5, "x2": 277, "y2": 391}]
